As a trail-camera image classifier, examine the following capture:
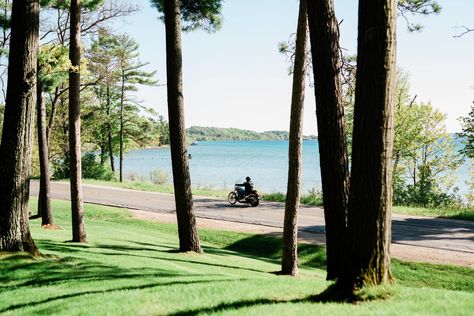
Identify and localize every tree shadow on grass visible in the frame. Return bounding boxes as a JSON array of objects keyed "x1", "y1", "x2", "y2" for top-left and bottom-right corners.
[
  {"x1": 35, "y1": 240, "x2": 274, "y2": 274},
  {"x1": 0, "y1": 251, "x2": 189, "y2": 290},
  {"x1": 0, "y1": 278, "x2": 241, "y2": 314},
  {"x1": 168, "y1": 296, "x2": 313, "y2": 316},
  {"x1": 212, "y1": 234, "x2": 327, "y2": 270}
]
